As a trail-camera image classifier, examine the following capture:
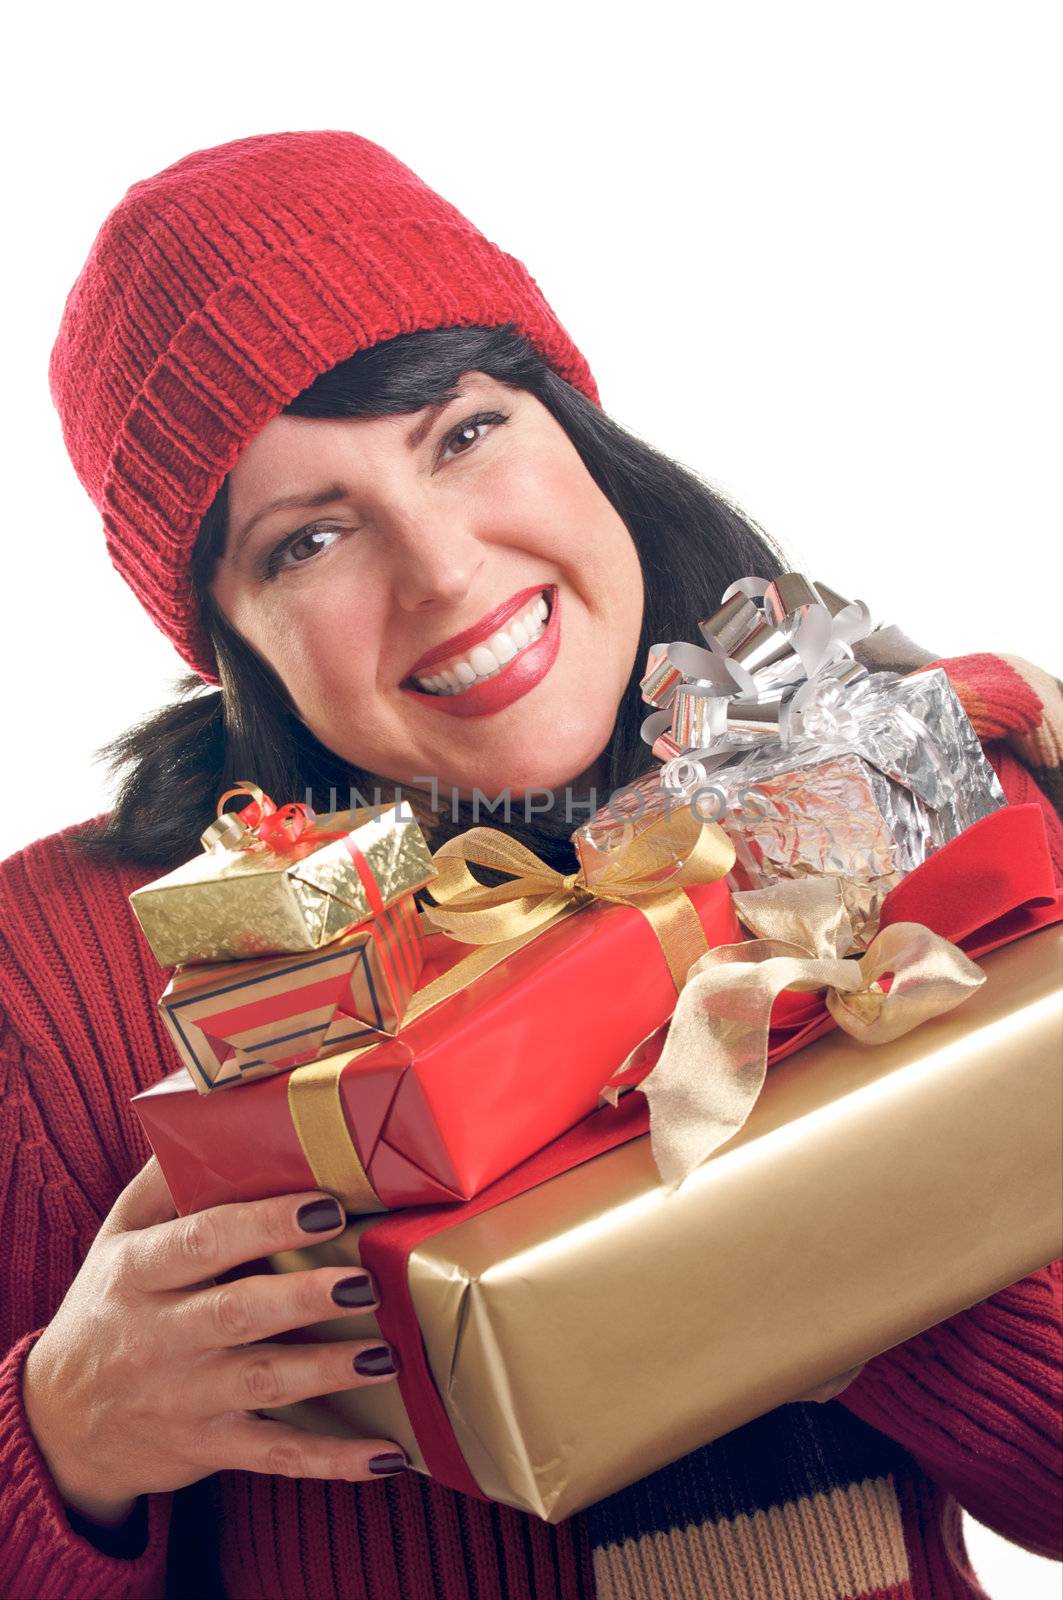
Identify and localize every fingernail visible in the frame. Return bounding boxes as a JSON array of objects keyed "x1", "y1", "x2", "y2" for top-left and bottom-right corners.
[
  {"x1": 354, "y1": 1344, "x2": 397, "y2": 1377},
  {"x1": 332, "y1": 1273, "x2": 377, "y2": 1308},
  {"x1": 368, "y1": 1451, "x2": 408, "y2": 1475},
  {"x1": 297, "y1": 1197, "x2": 344, "y2": 1233}
]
